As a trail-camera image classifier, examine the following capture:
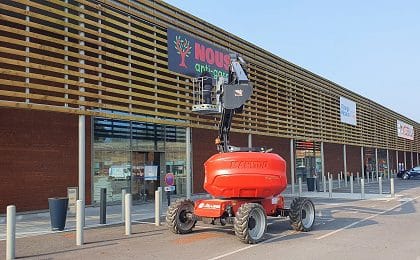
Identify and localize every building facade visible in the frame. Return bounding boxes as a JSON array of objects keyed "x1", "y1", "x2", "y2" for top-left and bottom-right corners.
[{"x1": 0, "y1": 0, "x2": 419, "y2": 213}]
